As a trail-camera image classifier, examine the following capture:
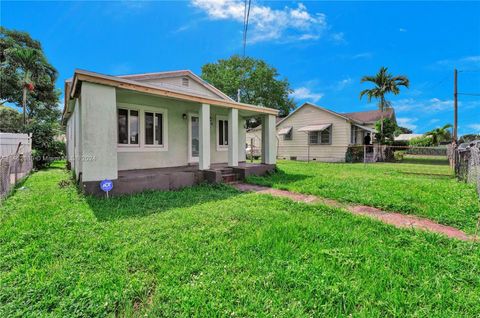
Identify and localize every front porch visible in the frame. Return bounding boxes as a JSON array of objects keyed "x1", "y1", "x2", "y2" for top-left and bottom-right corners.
[{"x1": 82, "y1": 162, "x2": 276, "y2": 196}]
